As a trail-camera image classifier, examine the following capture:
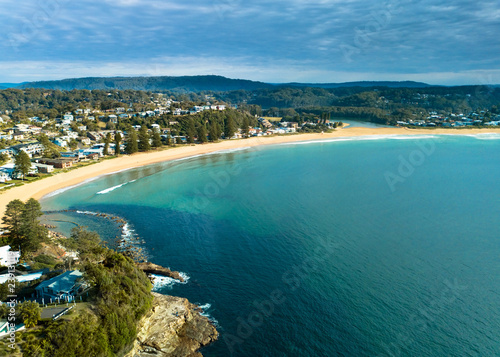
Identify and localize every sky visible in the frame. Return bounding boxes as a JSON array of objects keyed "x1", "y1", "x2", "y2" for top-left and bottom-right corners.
[{"x1": 0, "y1": 0, "x2": 499, "y2": 85}]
